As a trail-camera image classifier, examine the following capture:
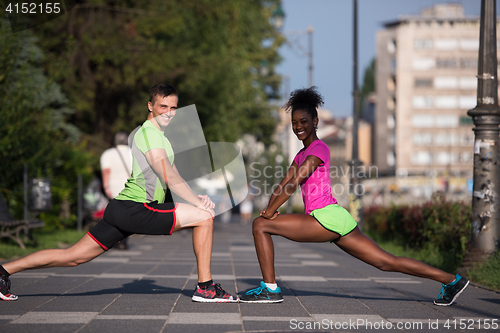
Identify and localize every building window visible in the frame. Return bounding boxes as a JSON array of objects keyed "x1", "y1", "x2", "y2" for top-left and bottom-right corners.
[
  {"x1": 435, "y1": 96, "x2": 458, "y2": 109},
  {"x1": 460, "y1": 59, "x2": 477, "y2": 68},
  {"x1": 387, "y1": 40, "x2": 396, "y2": 54},
  {"x1": 415, "y1": 78, "x2": 432, "y2": 88},
  {"x1": 390, "y1": 58, "x2": 397, "y2": 71},
  {"x1": 434, "y1": 77, "x2": 458, "y2": 89},
  {"x1": 387, "y1": 77, "x2": 396, "y2": 91},
  {"x1": 388, "y1": 133, "x2": 396, "y2": 146},
  {"x1": 387, "y1": 115, "x2": 395, "y2": 130},
  {"x1": 387, "y1": 97, "x2": 395, "y2": 111},
  {"x1": 414, "y1": 39, "x2": 433, "y2": 50},
  {"x1": 413, "y1": 58, "x2": 435, "y2": 70},
  {"x1": 459, "y1": 96, "x2": 476, "y2": 109},
  {"x1": 412, "y1": 114, "x2": 434, "y2": 128},
  {"x1": 412, "y1": 151, "x2": 432, "y2": 165},
  {"x1": 387, "y1": 152, "x2": 395, "y2": 167},
  {"x1": 412, "y1": 96, "x2": 433, "y2": 109},
  {"x1": 460, "y1": 38, "x2": 479, "y2": 51},
  {"x1": 437, "y1": 59, "x2": 457, "y2": 68},
  {"x1": 435, "y1": 133, "x2": 458, "y2": 146},
  {"x1": 459, "y1": 152, "x2": 473, "y2": 163},
  {"x1": 435, "y1": 38, "x2": 458, "y2": 50},
  {"x1": 435, "y1": 152, "x2": 457, "y2": 165},
  {"x1": 435, "y1": 115, "x2": 458, "y2": 127},
  {"x1": 413, "y1": 133, "x2": 432, "y2": 146},
  {"x1": 459, "y1": 116, "x2": 474, "y2": 125},
  {"x1": 459, "y1": 77, "x2": 476, "y2": 89},
  {"x1": 460, "y1": 134, "x2": 474, "y2": 146}
]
